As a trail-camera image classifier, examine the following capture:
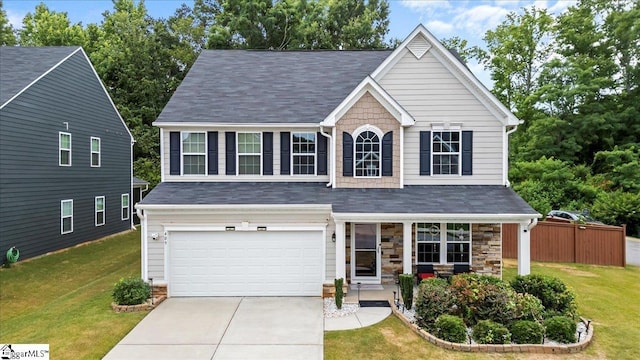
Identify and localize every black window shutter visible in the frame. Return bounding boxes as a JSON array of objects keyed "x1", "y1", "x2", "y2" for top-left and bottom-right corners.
[
  {"x1": 419, "y1": 131, "x2": 431, "y2": 175},
  {"x1": 462, "y1": 130, "x2": 473, "y2": 175},
  {"x1": 169, "y1": 132, "x2": 180, "y2": 175},
  {"x1": 280, "y1": 132, "x2": 290, "y2": 175},
  {"x1": 225, "y1": 132, "x2": 236, "y2": 175},
  {"x1": 207, "y1": 131, "x2": 218, "y2": 175},
  {"x1": 382, "y1": 131, "x2": 393, "y2": 176},
  {"x1": 263, "y1": 132, "x2": 273, "y2": 175},
  {"x1": 343, "y1": 132, "x2": 353, "y2": 176},
  {"x1": 317, "y1": 132, "x2": 327, "y2": 175}
]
